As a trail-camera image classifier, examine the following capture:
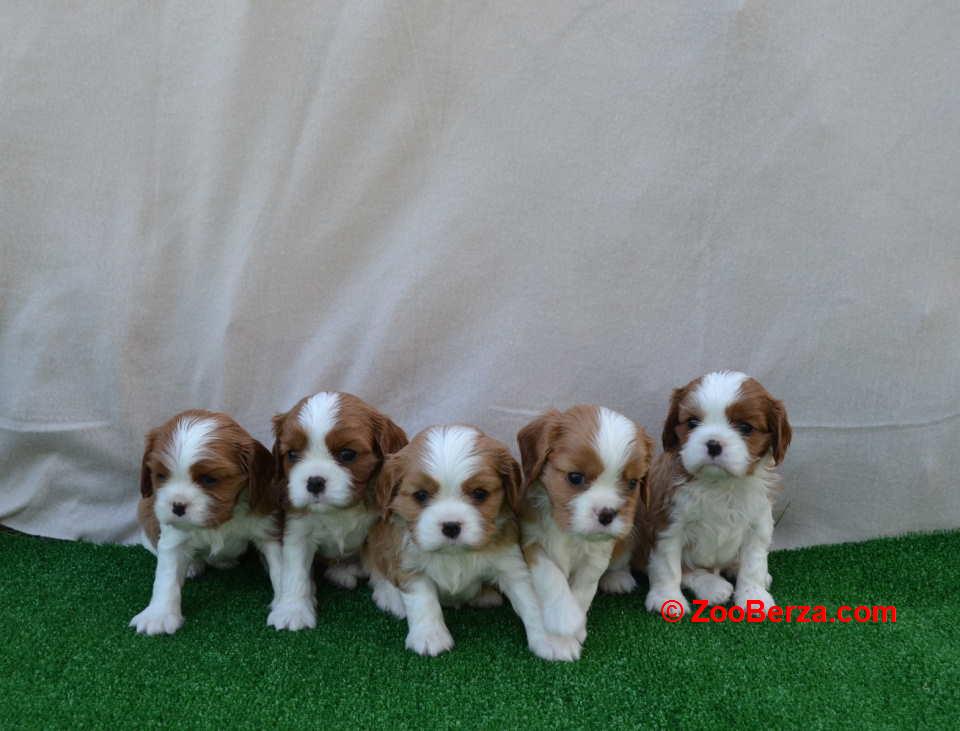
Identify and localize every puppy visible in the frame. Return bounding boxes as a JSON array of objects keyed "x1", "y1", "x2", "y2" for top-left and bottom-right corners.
[
  {"x1": 130, "y1": 410, "x2": 280, "y2": 635},
  {"x1": 365, "y1": 425, "x2": 580, "y2": 661},
  {"x1": 517, "y1": 406, "x2": 653, "y2": 642},
  {"x1": 643, "y1": 371, "x2": 792, "y2": 616},
  {"x1": 267, "y1": 391, "x2": 407, "y2": 631}
]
